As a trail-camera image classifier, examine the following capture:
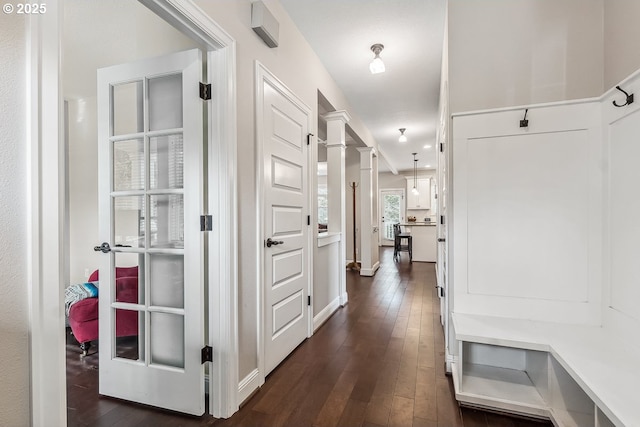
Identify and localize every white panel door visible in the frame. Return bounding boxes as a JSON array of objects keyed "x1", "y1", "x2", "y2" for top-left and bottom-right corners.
[
  {"x1": 96, "y1": 49, "x2": 205, "y2": 415},
  {"x1": 261, "y1": 77, "x2": 311, "y2": 375}
]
